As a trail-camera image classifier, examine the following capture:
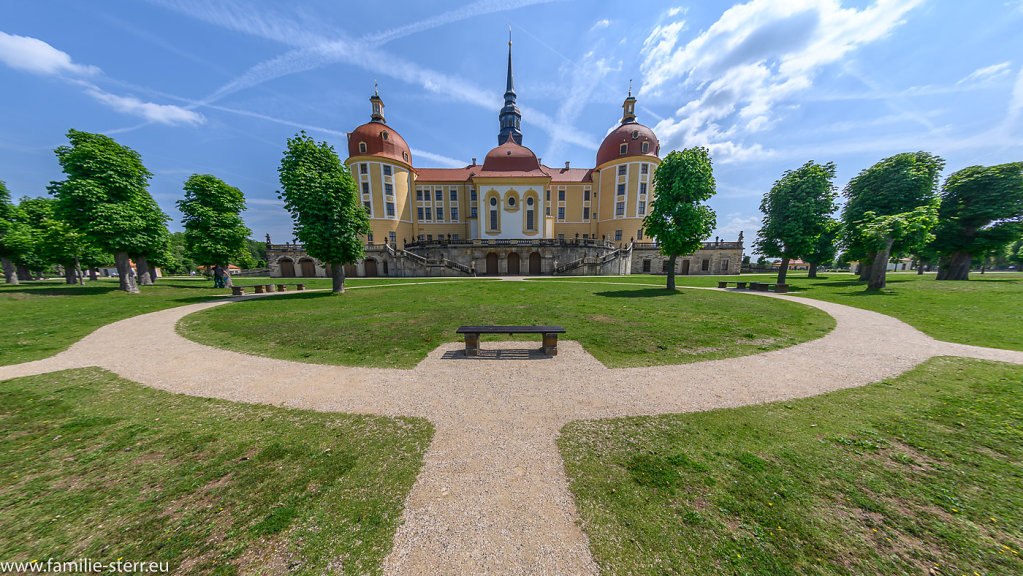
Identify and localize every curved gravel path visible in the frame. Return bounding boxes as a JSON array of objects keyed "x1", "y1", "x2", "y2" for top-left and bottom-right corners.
[{"x1": 2, "y1": 282, "x2": 1021, "y2": 575}]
